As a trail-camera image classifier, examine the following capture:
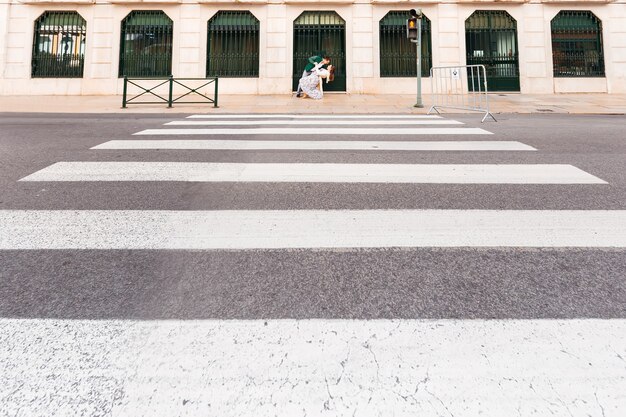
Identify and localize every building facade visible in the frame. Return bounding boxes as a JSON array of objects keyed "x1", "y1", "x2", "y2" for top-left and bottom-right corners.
[{"x1": 1, "y1": 0, "x2": 625, "y2": 95}]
